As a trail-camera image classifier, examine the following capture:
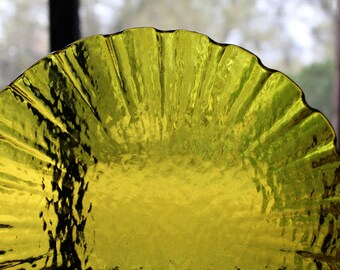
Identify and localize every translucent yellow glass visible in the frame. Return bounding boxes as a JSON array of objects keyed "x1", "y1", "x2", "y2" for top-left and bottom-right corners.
[{"x1": 0, "y1": 28, "x2": 339, "y2": 269}]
